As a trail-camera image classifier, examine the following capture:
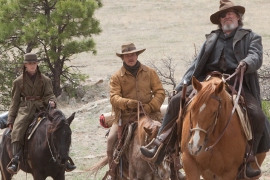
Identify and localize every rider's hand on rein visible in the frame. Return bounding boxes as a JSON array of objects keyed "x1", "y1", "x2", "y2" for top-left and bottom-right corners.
[{"x1": 236, "y1": 61, "x2": 247, "y2": 74}]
